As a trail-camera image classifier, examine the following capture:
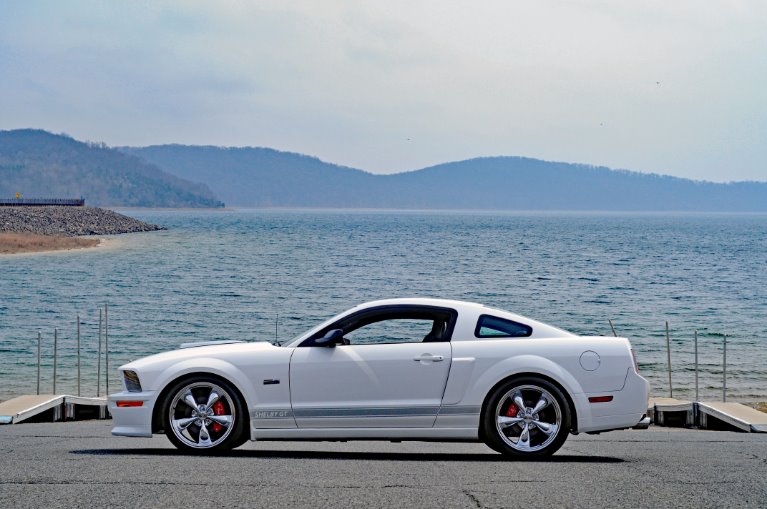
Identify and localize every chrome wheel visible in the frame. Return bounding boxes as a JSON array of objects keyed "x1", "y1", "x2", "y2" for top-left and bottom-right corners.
[
  {"x1": 168, "y1": 381, "x2": 236, "y2": 449},
  {"x1": 494, "y1": 384, "x2": 562, "y2": 453}
]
